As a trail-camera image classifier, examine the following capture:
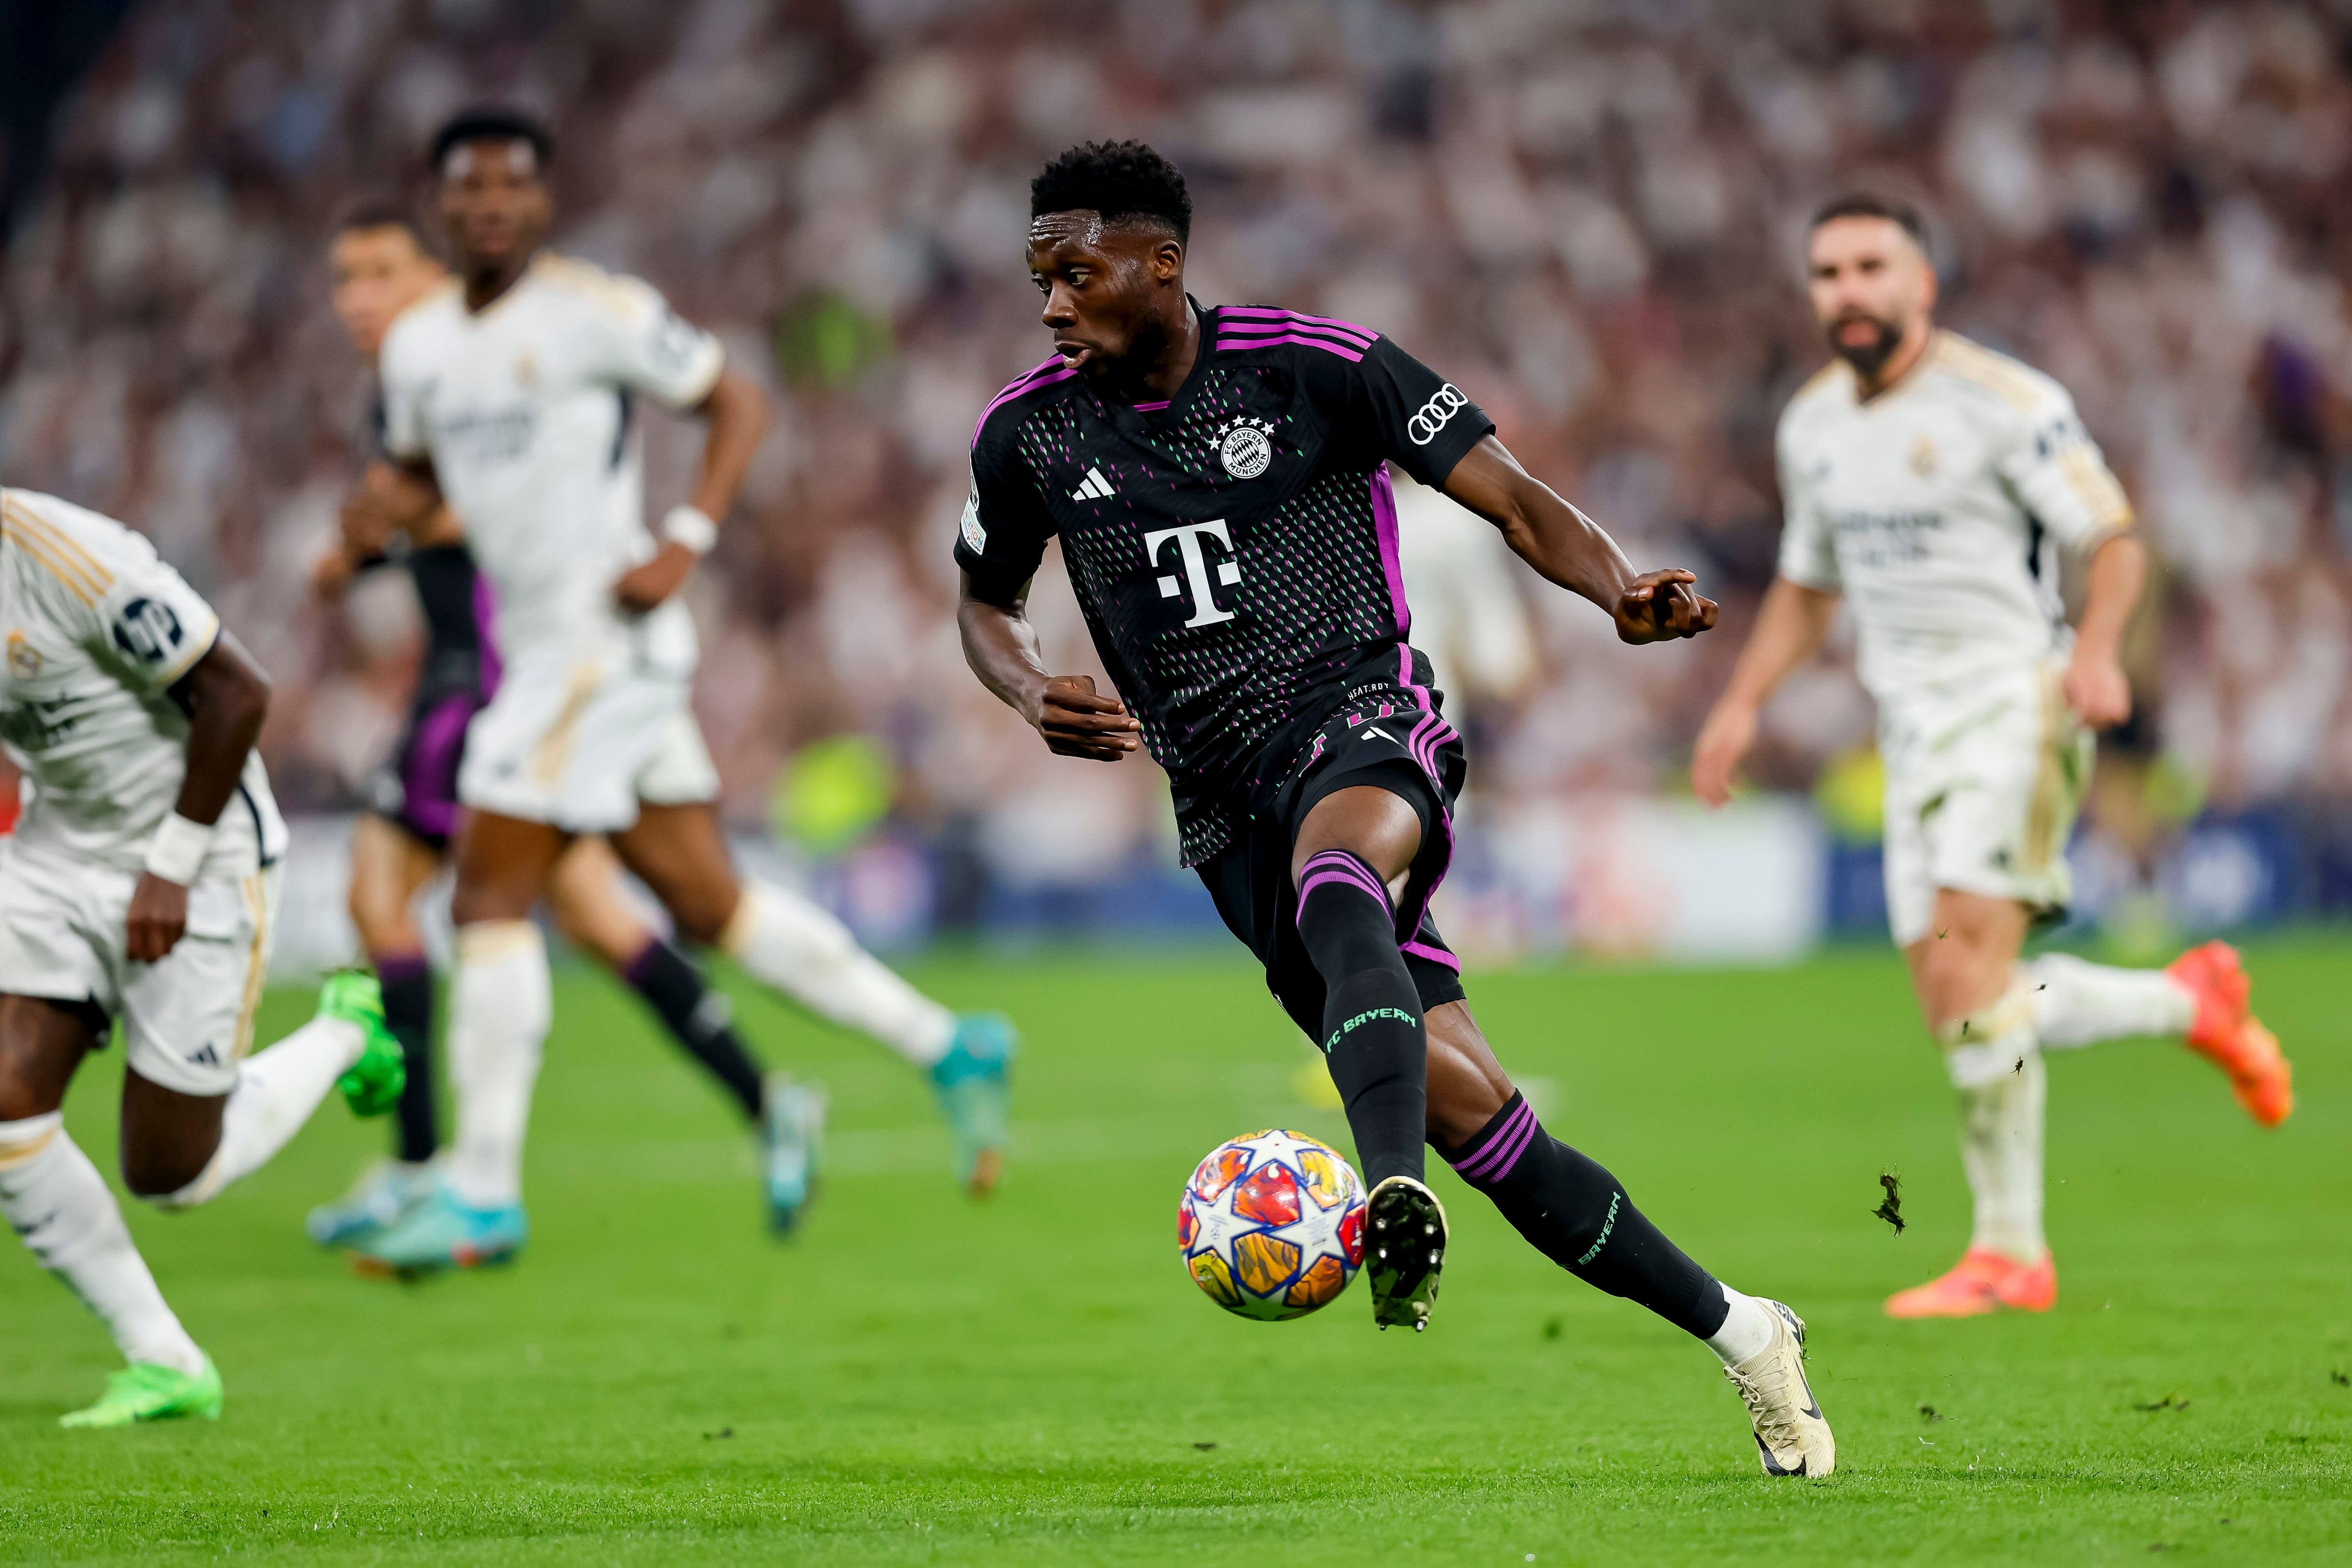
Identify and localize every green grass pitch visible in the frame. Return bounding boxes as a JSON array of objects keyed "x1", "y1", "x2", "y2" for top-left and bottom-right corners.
[{"x1": 1, "y1": 939, "x2": 2346, "y2": 1565}]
